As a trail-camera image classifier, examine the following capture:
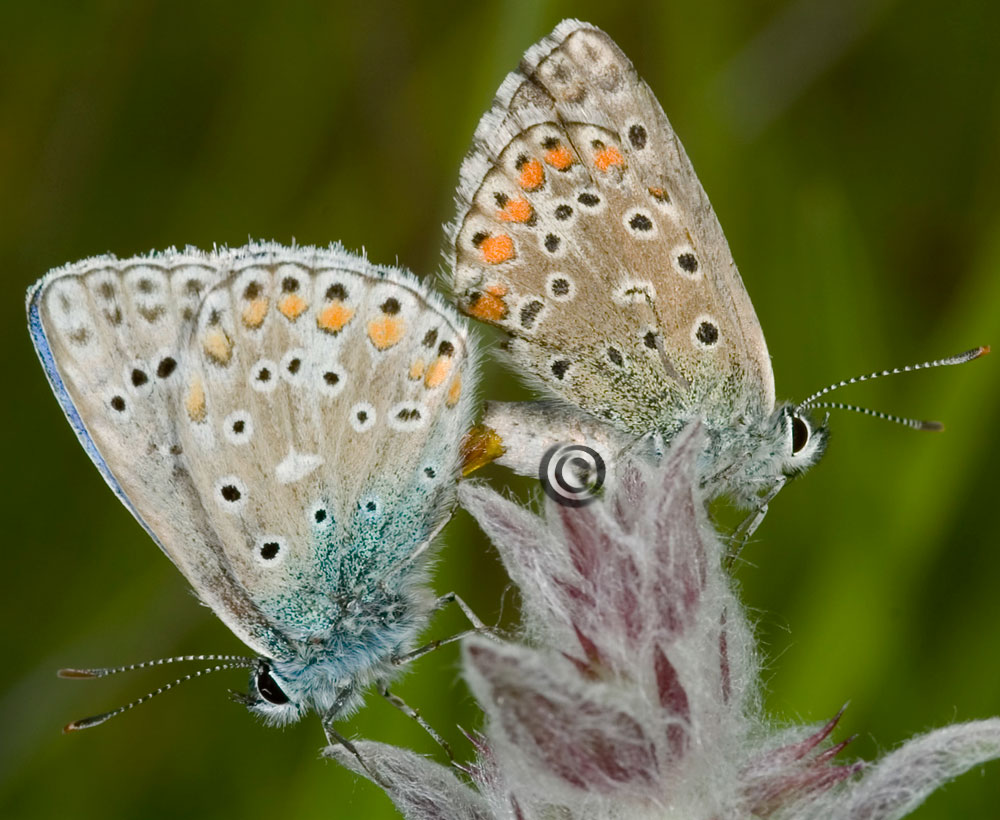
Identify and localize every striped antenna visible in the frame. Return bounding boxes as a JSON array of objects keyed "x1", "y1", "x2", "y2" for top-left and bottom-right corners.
[
  {"x1": 799, "y1": 346, "x2": 989, "y2": 412},
  {"x1": 804, "y1": 401, "x2": 943, "y2": 431},
  {"x1": 59, "y1": 654, "x2": 254, "y2": 679},
  {"x1": 62, "y1": 660, "x2": 253, "y2": 732}
]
